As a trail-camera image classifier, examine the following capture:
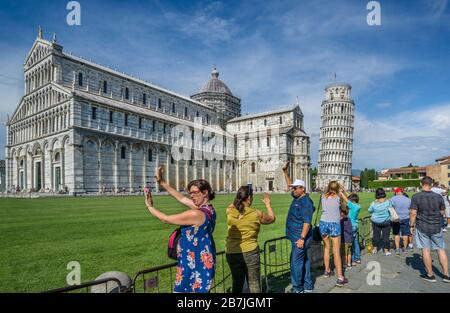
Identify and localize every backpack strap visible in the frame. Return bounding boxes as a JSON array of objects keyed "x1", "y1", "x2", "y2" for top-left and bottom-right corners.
[{"x1": 199, "y1": 204, "x2": 214, "y2": 221}]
